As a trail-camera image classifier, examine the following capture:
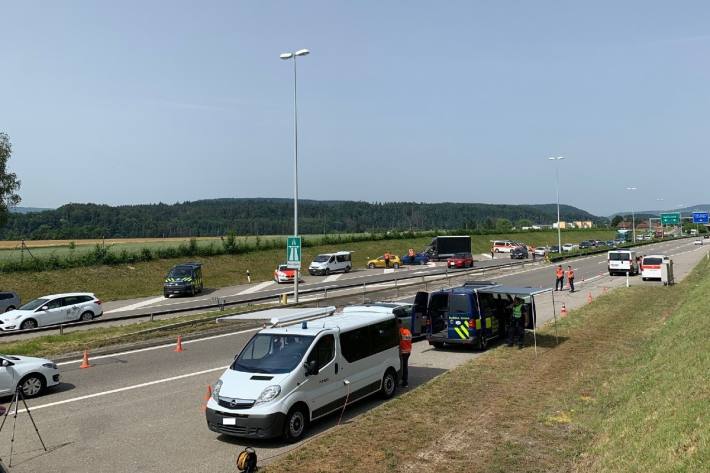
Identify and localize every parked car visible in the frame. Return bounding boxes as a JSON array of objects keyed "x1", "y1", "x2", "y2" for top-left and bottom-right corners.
[
  {"x1": 606, "y1": 240, "x2": 617, "y2": 247},
  {"x1": 0, "y1": 293, "x2": 103, "y2": 331},
  {"x1": 273, "y1": 264, "x2": 303, "y2": 284},
  {"x1": 510, "y1": 246, "x2": 529, "y2": 259},
  {"x1": 0, "y1": 292, "x2": 20, "y2": 313},
  {"x1": 562, "y1": 243, "x2": 578, "y2": 252},
  {"x1": 694, "y1": 239, "x2": 704, "y2": 246},
  {"x1": 549, "y1": 245, "x2": 561, "y2": 253},
  {"x1": 491, "y1": 240, "x2": 515, "y2": 253},
  {"x1": 308, "y1": 251, "x2": 352, "y2": 276},
  {"x1": 533, "y1": 246, "x2": 549, "y2": 257},
  {"x1": 0, "y1": 354, "x2": 60, "y2": 398},
  {"x1": 447, "y1": 252, "x2": 474, "y2": 268},
  {"x1": 579, "y1": 240, "x2": 593, "y2": 249},
  {"x1": 367, "y1": 255, "x2": 402, "y2": 269},
  {"x1": 401, "y1": 253, "x2": 430, "y2": 265}
]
